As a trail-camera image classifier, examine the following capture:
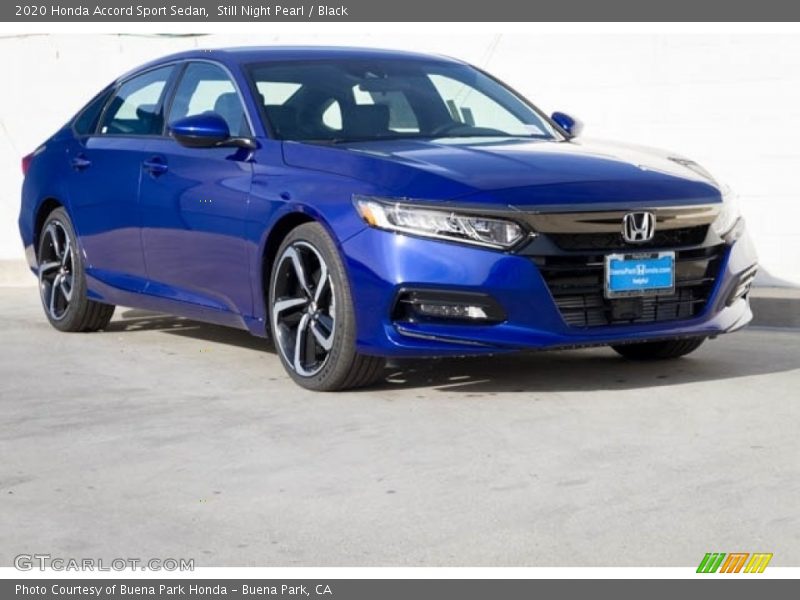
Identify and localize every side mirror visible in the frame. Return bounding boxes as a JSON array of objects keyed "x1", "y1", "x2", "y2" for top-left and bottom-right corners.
[
  {"x1": 169, "y1": 114, "x2": 257, "y2": 150},
  {"x1": 170, "y1": 113, "x2": 231, "y2": 148},
  {"x1": 551, "y1": 111, "x2": 584, "y2": 138}
]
